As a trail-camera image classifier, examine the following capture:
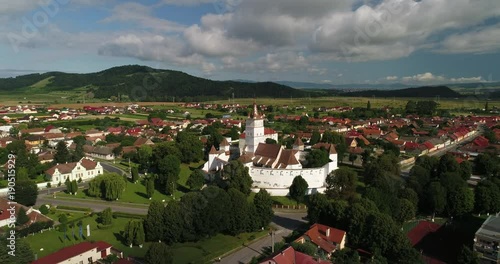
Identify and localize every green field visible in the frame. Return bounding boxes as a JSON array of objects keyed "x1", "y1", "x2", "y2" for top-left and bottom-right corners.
[
  {"x1": 24, "y1": 211, "x2": 268, "y2": 263},
  {"x1": 56, "y1": 161, "x2": 204, "y2": 204}
]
